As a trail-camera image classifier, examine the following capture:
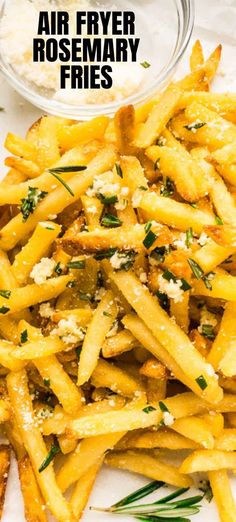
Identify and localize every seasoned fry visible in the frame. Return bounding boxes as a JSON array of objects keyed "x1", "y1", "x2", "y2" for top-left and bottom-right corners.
[
  {"x1": 18, "y1": 454, "x2": 48, "y2": 522},
  {"x1": 209, "y1": 470, "x2": 236, "y2": 522},
  {"x1": 0, "y1": 445, "x2": 11, "y2": 518}
]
